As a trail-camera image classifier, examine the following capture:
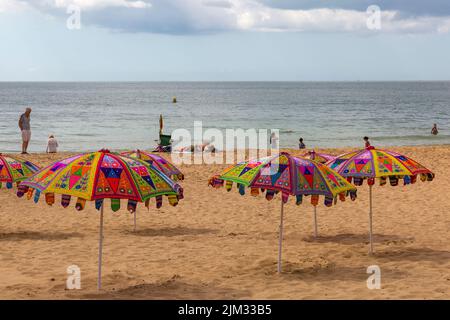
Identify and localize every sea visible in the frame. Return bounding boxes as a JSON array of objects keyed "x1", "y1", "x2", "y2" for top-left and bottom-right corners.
[{"x1": 1, "y1": 81, "x2": 449, "y2": 152}]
